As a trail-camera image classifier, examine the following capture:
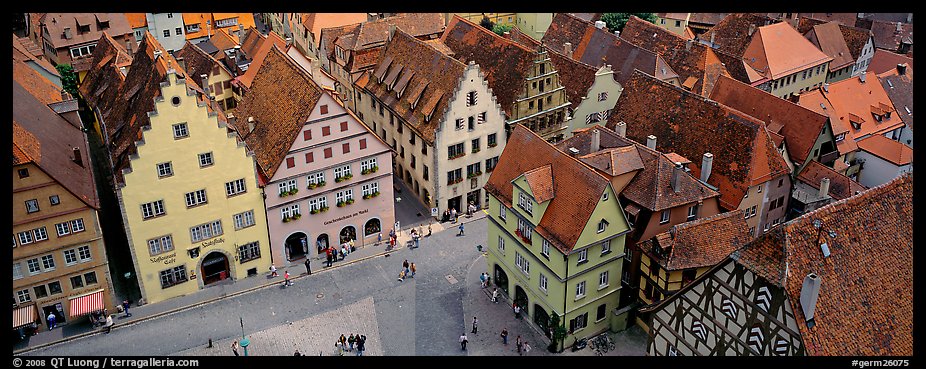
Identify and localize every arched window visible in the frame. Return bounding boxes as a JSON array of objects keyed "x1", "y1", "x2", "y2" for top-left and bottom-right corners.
[{"x1": 364, "y1": 219, "x2": 381, "y2": 236}]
